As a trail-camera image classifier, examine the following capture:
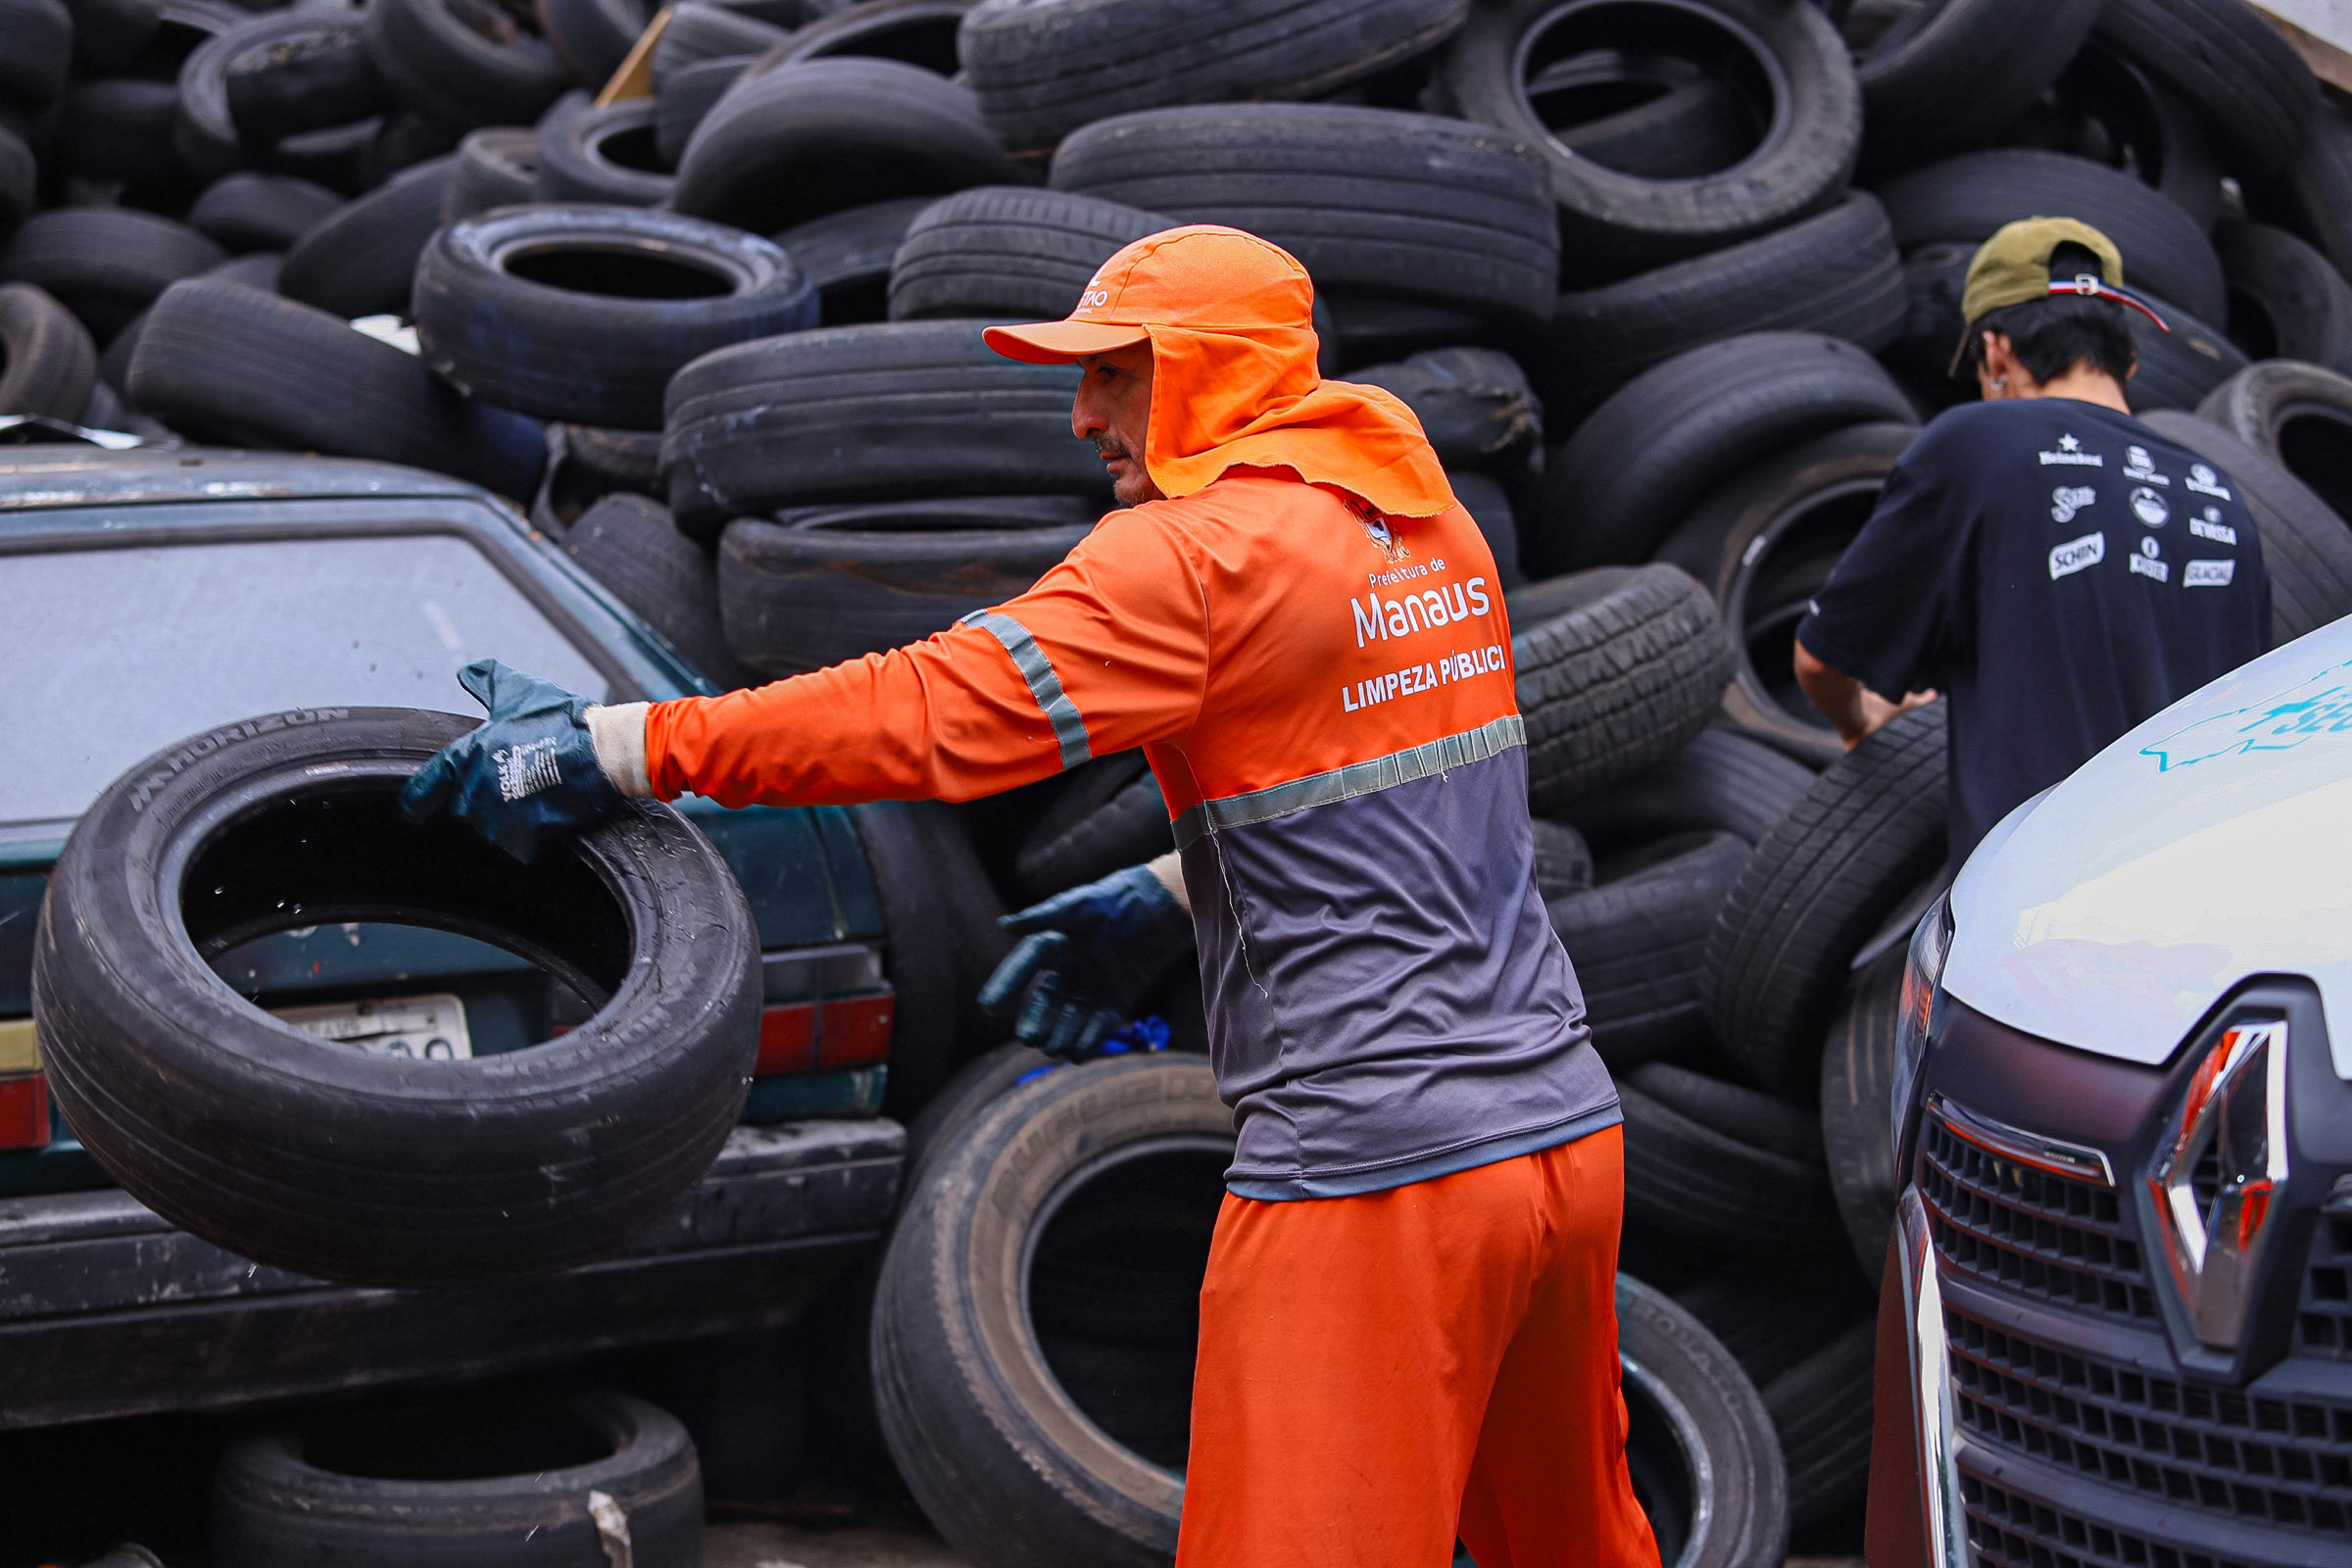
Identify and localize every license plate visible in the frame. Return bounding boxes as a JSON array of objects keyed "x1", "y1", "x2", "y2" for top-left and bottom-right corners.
[{"x1": 270, "y1": 993, "x2": 473, "y2": 1059}]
